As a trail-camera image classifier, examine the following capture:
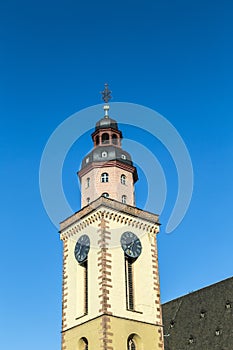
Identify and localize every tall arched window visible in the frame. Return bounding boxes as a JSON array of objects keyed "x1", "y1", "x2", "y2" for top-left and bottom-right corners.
[
  {"x1": 127, "y1": 335, "x2": 136, "y2": 350},
  {"x1": 95, "y1": 135, "x2": 99, "y2": 146},
  {"x1": 101, "y1": 172, "x2": 109, "y2": 183},
  {"x1": 86, "y1": 177, "x2": 90, "y2": 188},
  {"x1": 125, "y1": 258, "x2": 134, "y2": 310},
  {"x1": 79, "y1": 337, "x2": 88, "y2": 350},
  {"x1": 112, "y1": 133, "x2": 118, "y2": 145},
  {"x1": 84, "y1": 261, "x2": 88, "y2": 314},
  {"x1": 121, "y1": 174, "x2": 126, "y2": 185},
  {"x1": 102, "y1": 133, "x2": 109, "y2": 144},
  {"x1": 122, "y1": 195, "x2": 127, "y2": 204}
]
